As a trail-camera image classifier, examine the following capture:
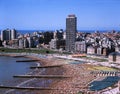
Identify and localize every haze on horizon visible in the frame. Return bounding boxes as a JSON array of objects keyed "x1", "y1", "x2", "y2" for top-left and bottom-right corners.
[{"x1": 0, "y1": 0, "x2": 120, "y2": 30}]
